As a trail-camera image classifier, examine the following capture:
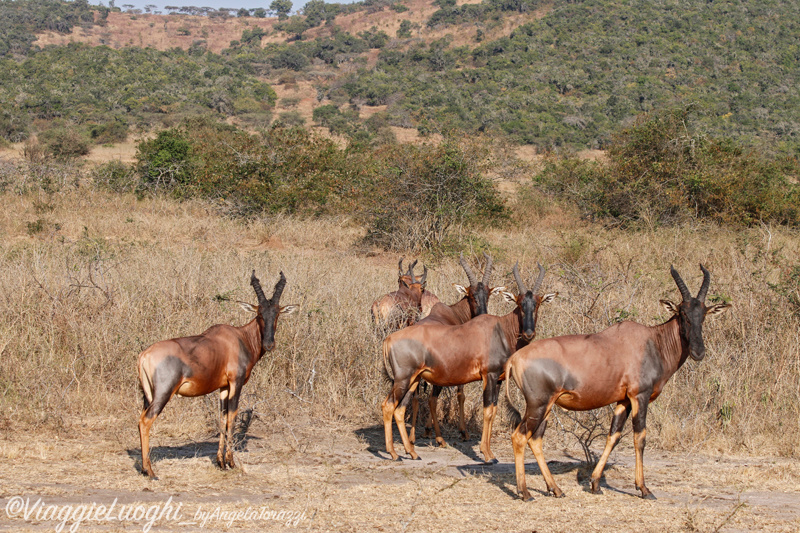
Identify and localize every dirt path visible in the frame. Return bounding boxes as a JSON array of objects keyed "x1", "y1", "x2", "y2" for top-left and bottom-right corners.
[{"x1": 0, "y1": 419, "x2": 797, "y2": 532}]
